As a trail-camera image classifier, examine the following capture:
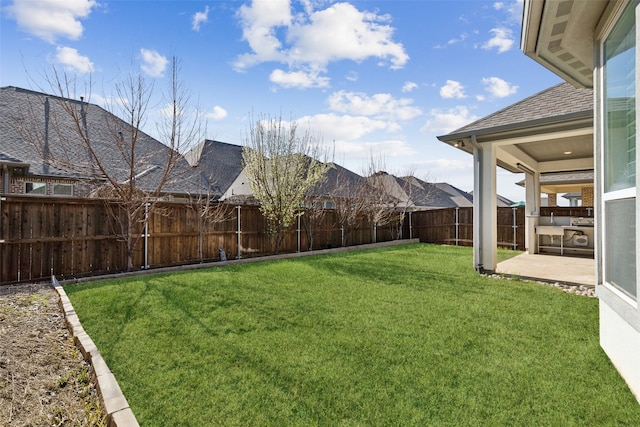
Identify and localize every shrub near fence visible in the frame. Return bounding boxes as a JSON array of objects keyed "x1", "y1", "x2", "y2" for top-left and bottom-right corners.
[{"x1": 0, "y1": 194, "x2": 594, "y2": 284}]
